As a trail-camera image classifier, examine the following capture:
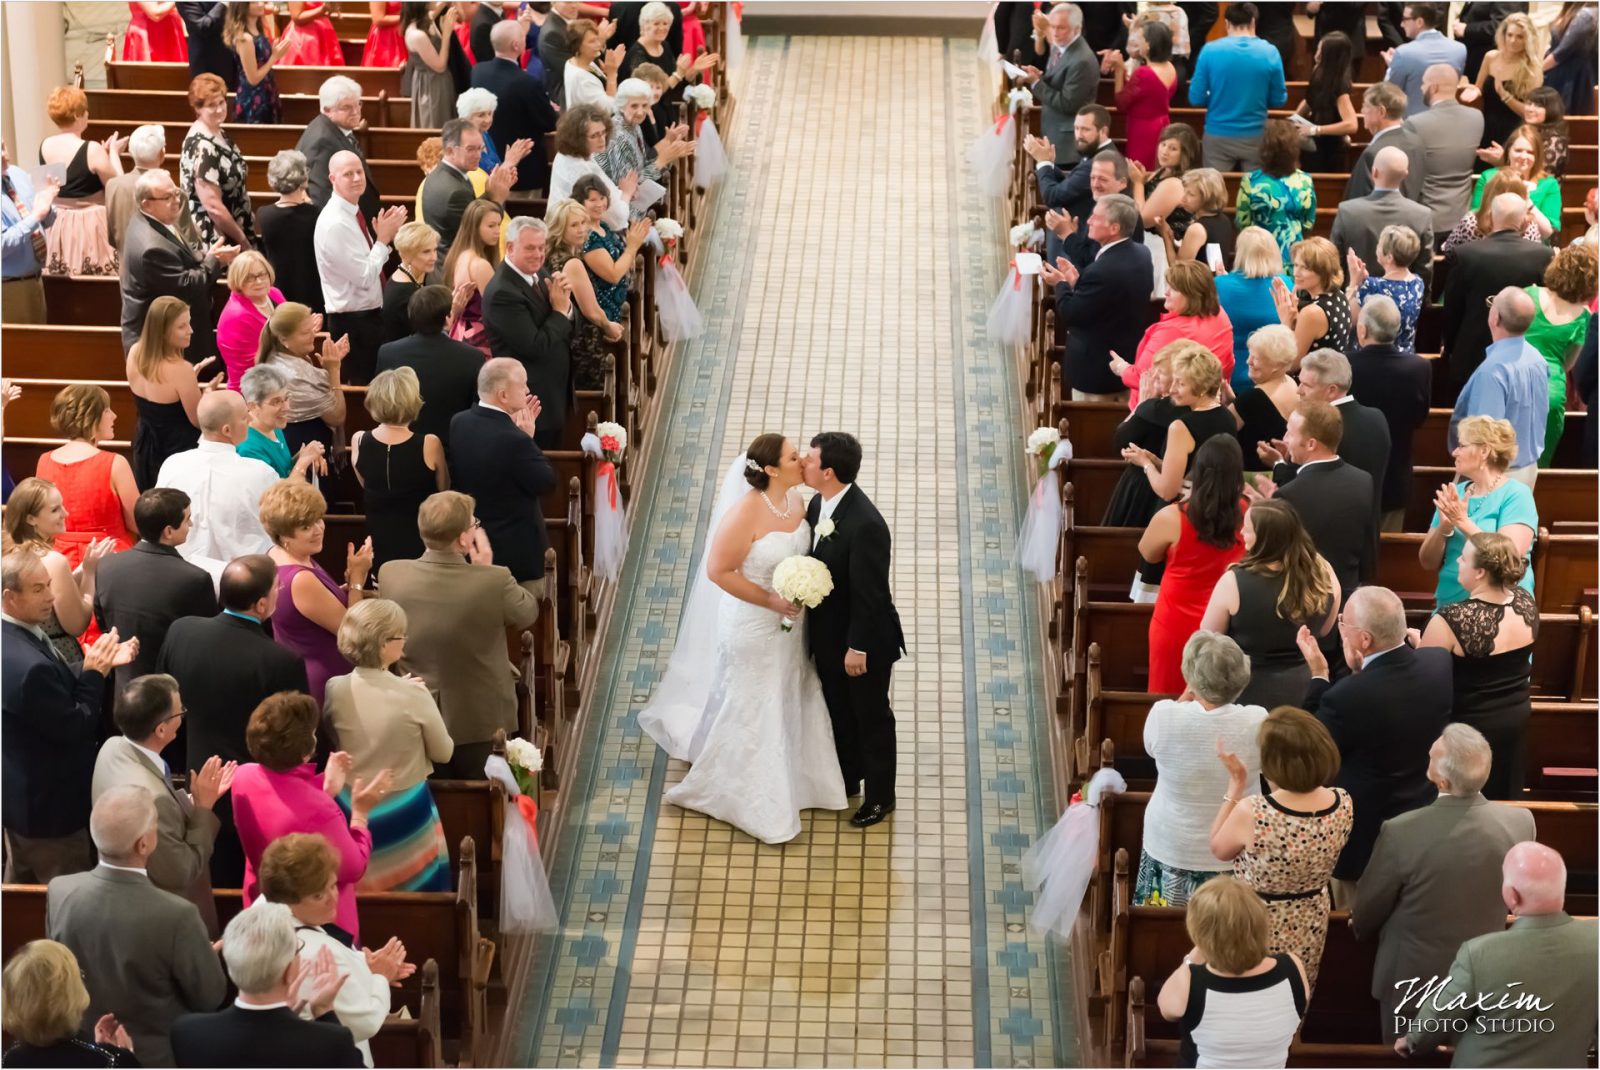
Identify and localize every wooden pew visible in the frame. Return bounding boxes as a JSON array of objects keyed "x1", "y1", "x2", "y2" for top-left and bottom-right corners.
[
  {"x1": 41, "y1": 275, "x2": 227, "y2": 329},
  {"x1": 1532, "y1": 609, "x2": 1597, "y2": 702},
  {"x1": 84, "y1": 121, "x2": 430, "y2": 167},
  {"x1": 85, "y1": 87, "x2": 410, "y2": 128},
  {"x1": 369, "y1": 959, "x2": 444, "y2": 1069},
  {"x1": 430, "y1": 734, "x2": 508, "y2": 923},
  {"x1": 104, "y1": 57, "x2": 405, "y2": 99}
]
